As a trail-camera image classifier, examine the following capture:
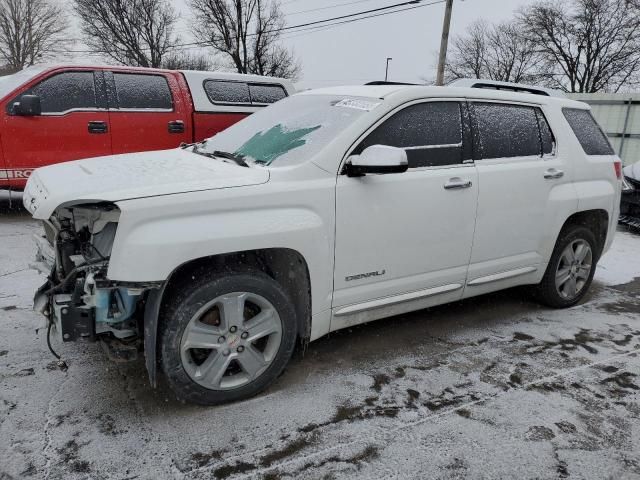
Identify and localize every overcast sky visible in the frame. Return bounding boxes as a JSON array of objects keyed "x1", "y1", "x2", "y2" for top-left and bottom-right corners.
[{"x1": 68, "y1": 0, "x2": 536, "y2": 89}]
